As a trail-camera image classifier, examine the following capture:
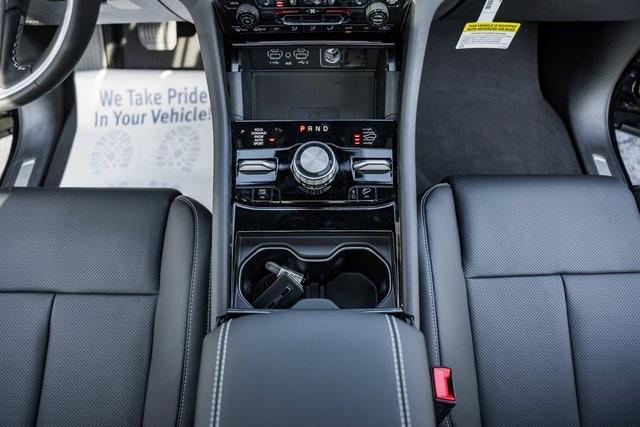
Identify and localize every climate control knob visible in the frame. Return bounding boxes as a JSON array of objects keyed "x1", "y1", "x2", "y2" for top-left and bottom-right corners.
[
  {"x1": 236, "y1": 4, "x2": 259, "y2": 29},
  {"x1": 366, "y1": 2, "x2": 390, "y2": 27},
  {"x1": 291, "y1": 142, "x2": 338, "y2": 193}
]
